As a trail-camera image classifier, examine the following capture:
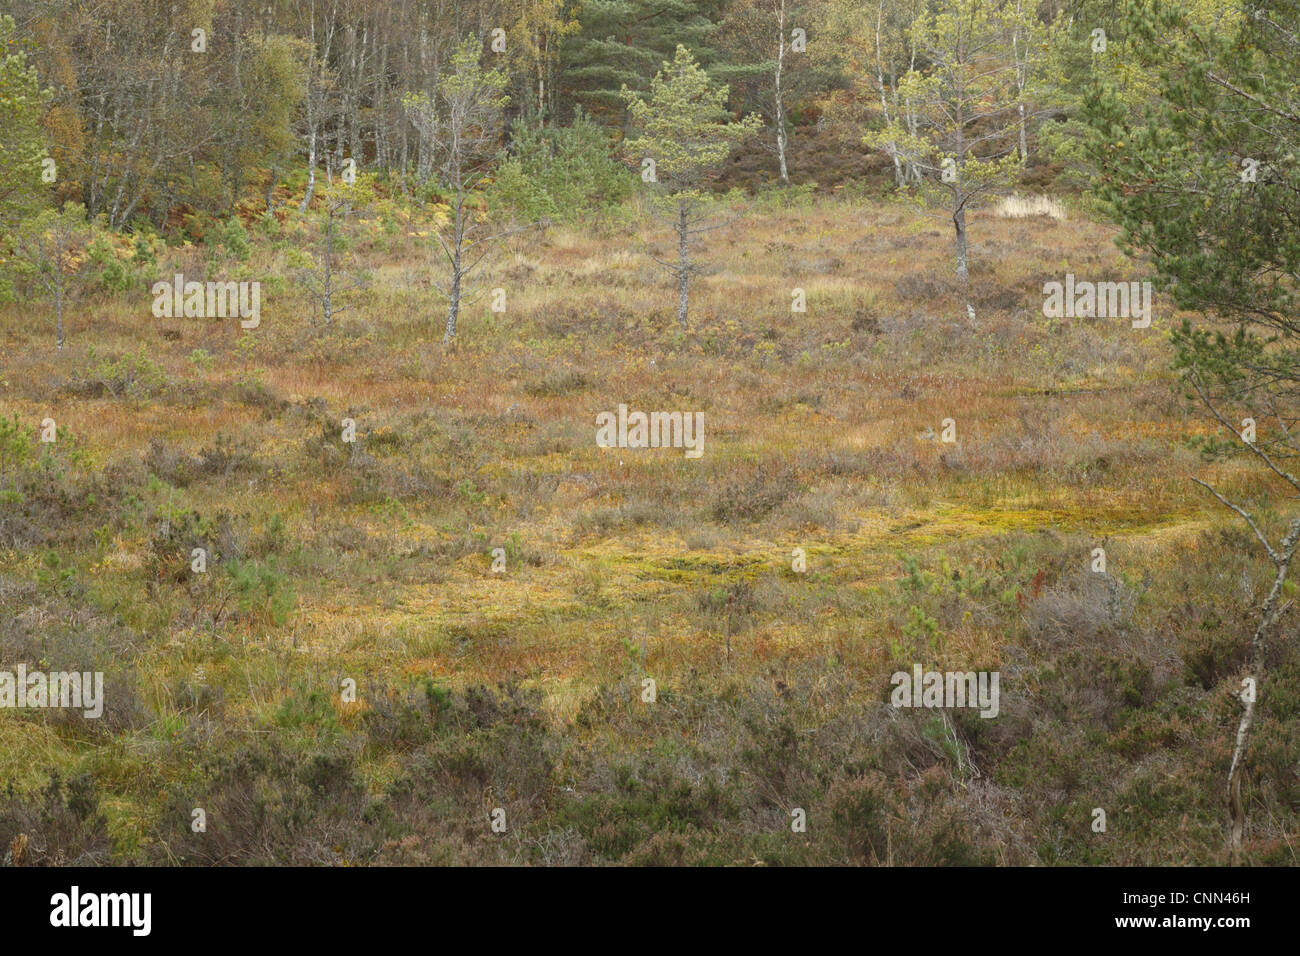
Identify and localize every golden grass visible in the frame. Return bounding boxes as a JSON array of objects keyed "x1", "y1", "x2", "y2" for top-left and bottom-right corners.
[{"x1": 0, "y1": 194, "x2": 1260, "y2": 813}]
